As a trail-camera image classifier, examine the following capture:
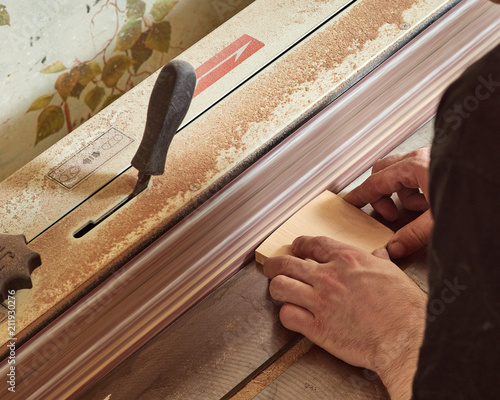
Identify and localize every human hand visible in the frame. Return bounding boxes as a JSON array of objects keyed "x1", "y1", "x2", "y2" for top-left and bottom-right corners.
[
  {"x1": 263, "y1": 236, "x2": 427, "y2": 399},
  {"x1": 344, "y1": 147, "x2": 433, "y2": 259}
]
